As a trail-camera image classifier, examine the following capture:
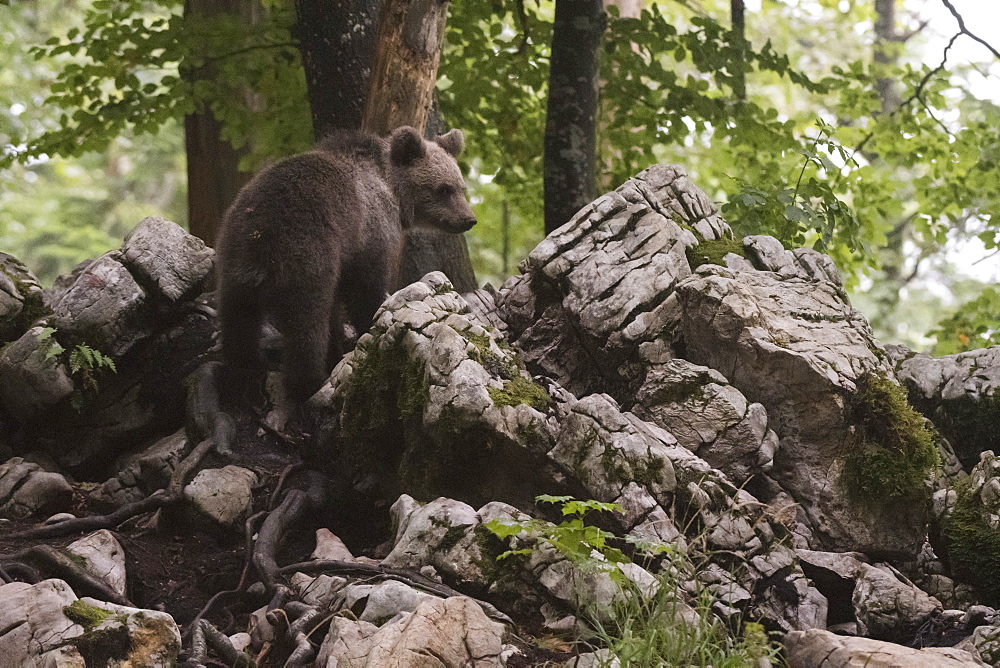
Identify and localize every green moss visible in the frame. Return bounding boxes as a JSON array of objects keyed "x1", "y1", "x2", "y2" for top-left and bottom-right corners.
[
  {"x1": 397, "y1": 357, "x2": 429, "y2": 422},
  {"x1": 945, "y1": 478, "x2": 1000, "y2": 605},
  {"x1": 437, "y1": 524, "x2": 470, "y2": 553},
  {"x1": 924, "y1": 392, "x2": 1000, "y2": 470},
  {"x1": 71, "y1": 623, "x2": 132, "y2": 665},
  {"x1": 685, "y1": 236, "x2": 747, "y2": 269},
  {"x1": 795, "y1": 311, "x2": 844, "y2": 323},
  {"x1": 840, "y1": 372, "x2": 939, "y2": 504},
  {"x1": 630, "y1": 456, "x2": 666, "y2": 489},
  {"x1": 64, "y1": 600, "x2": 114, "y2": 629},
  {"x1": 457, "y1": 327, "x2": 519, "y2": 380},
  {"x1": 340, "y1": 342, "x2": 397, "y2": 438},
  {"x1": 515, "y1": 419, "x2": 552, "y2": 451},
  {"x1": 66, "y1": 552, "x2": 89, "y2": 569},
  {"x1": 473, "y1": 524, "x2": 527, "y2": 591},
  {"x1": 488, "y1": 376, "x2": 553, "y2": 411}
]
